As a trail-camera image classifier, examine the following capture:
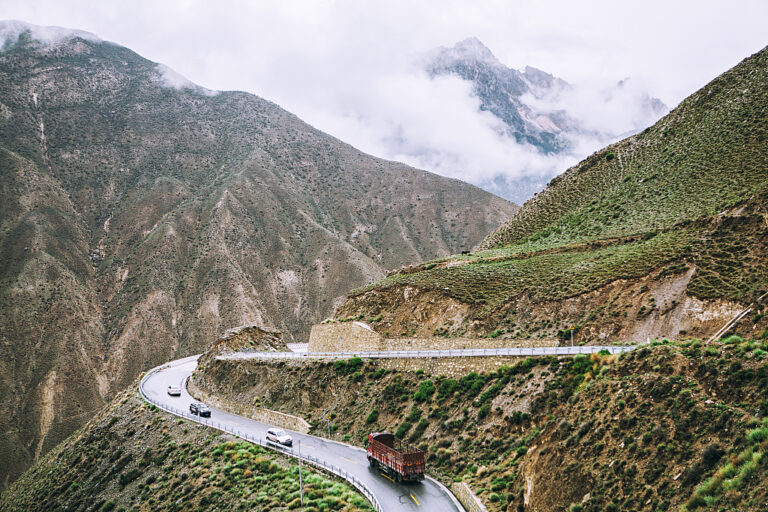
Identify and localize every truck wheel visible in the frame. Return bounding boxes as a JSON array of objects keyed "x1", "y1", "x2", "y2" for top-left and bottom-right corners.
[{"x1": 368, "y1": 457, "x2": 376, "y2": 468}]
